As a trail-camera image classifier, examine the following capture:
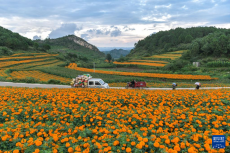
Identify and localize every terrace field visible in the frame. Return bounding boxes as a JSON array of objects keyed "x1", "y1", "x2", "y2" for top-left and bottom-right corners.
[
  {"x1": 144, "y1": 50, "x2": 187, "y2": 60},
  {"x1": 0, "y1": 52, "x2": 225, "y2": 87},
  {"x1": 110, "y1": 50, "x2": 187, "y2": 68}
]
